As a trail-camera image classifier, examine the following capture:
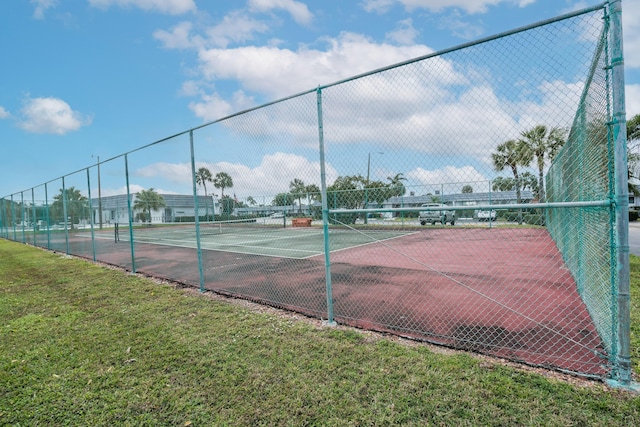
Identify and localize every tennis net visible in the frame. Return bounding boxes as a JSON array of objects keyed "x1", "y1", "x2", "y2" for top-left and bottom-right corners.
[{"x1": 198, "y1": 217, "x2": 286, "y2": 236}]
